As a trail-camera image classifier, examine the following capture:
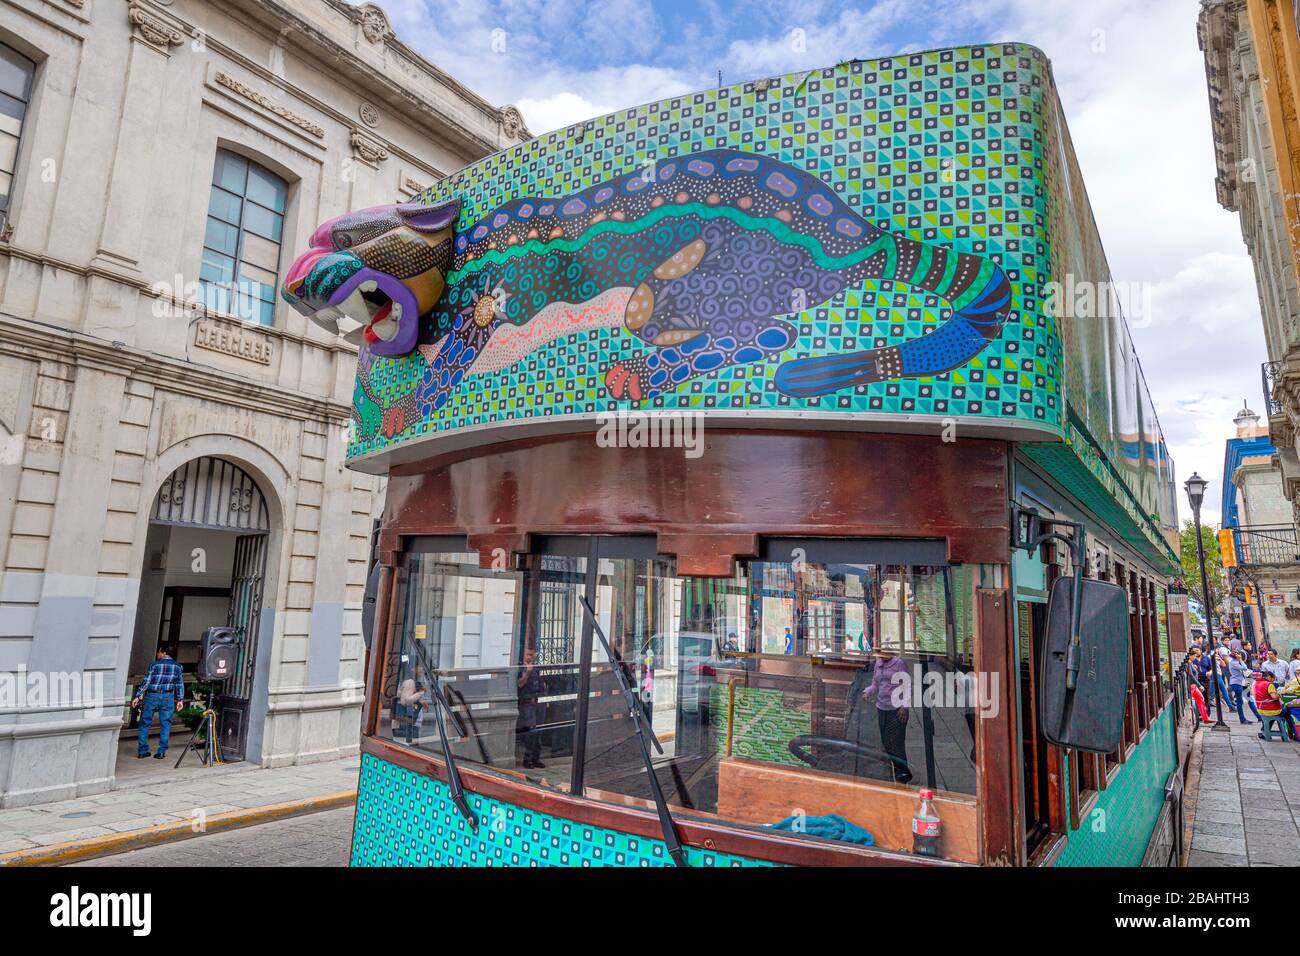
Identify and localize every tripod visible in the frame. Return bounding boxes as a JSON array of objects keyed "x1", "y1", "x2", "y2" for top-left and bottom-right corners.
[{"x1": 174, "y1": 706, "x2": 224, "y2": 768}]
